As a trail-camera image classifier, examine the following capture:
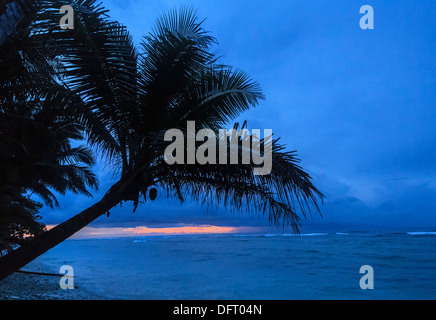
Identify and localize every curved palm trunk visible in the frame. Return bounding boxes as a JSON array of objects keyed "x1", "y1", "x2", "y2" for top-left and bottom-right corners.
[{"x1": 0, "y1": 182, "x2": 123, "y2": 281}]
